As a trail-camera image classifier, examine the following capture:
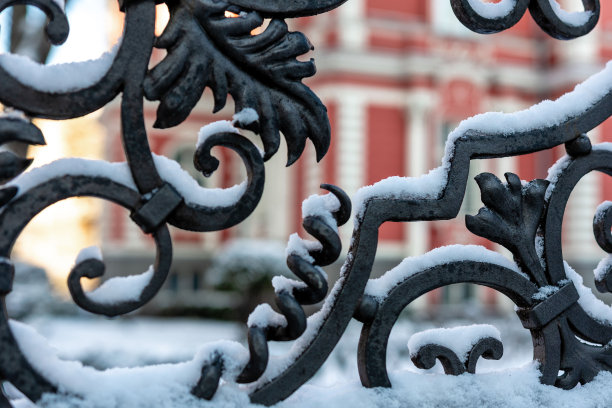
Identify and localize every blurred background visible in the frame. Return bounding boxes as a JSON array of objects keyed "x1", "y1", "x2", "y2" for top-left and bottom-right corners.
[{"x1": 1, "y1": 0, "x2": 611, "y2": 389}]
